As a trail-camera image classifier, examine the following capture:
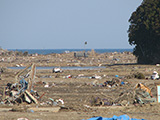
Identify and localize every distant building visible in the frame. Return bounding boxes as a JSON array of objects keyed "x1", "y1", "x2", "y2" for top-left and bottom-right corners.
[{"x1": 74, "y1": 51, "x2": 88, "y2": 58}]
